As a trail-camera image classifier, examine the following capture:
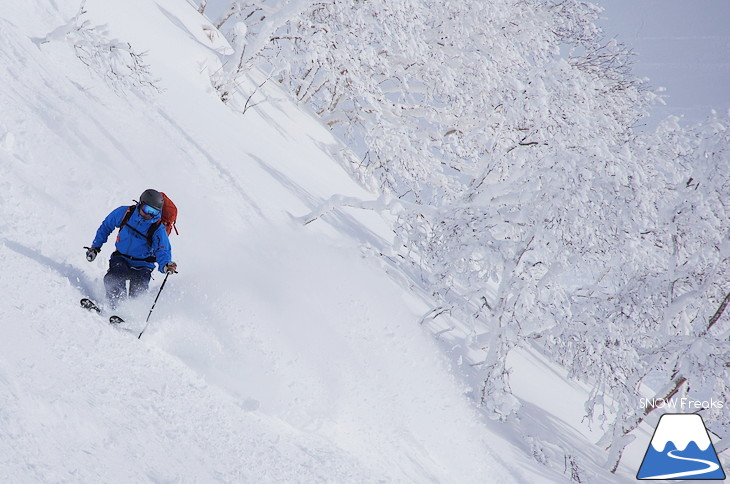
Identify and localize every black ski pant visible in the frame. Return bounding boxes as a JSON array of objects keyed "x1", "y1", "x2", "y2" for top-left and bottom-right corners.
[{"x1": 104, "y1": 255, "x2": 152, "y2": 307}]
